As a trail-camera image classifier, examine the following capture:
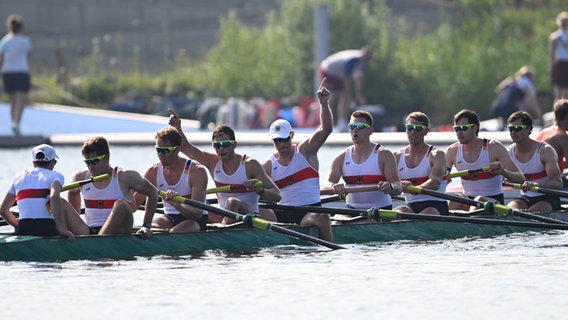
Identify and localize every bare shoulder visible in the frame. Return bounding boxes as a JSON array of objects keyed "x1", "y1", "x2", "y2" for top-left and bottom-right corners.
[
  {"x1": 71, "y1": 169, "x2": 89, "y2": 181},
  {"x1": 430, "y1": 147, "x2": 446, "y2": 158}
]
